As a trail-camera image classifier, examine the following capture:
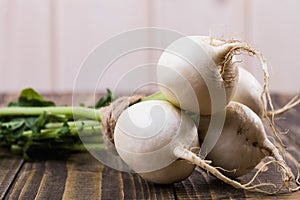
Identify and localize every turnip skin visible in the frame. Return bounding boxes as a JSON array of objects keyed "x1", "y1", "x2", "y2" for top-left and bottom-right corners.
[
  {"x1": 113, "y1": 100, "x2": 296, "y2": 192},
  {"x1": 114, "y1": 100, "x2": 199, "y2": 184},
  {"x1": 231, "y1": 67, "x2": 300, "y2": 118},
  {"x1": 232, "y1": 67, "x2": 266, "y2": 117},
  {"x1": 198, "y1": 101, "x2": 290, "y2": 178},
  {"x1": 157, "y1": 36, "x2": 239, "y2": 115}
]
